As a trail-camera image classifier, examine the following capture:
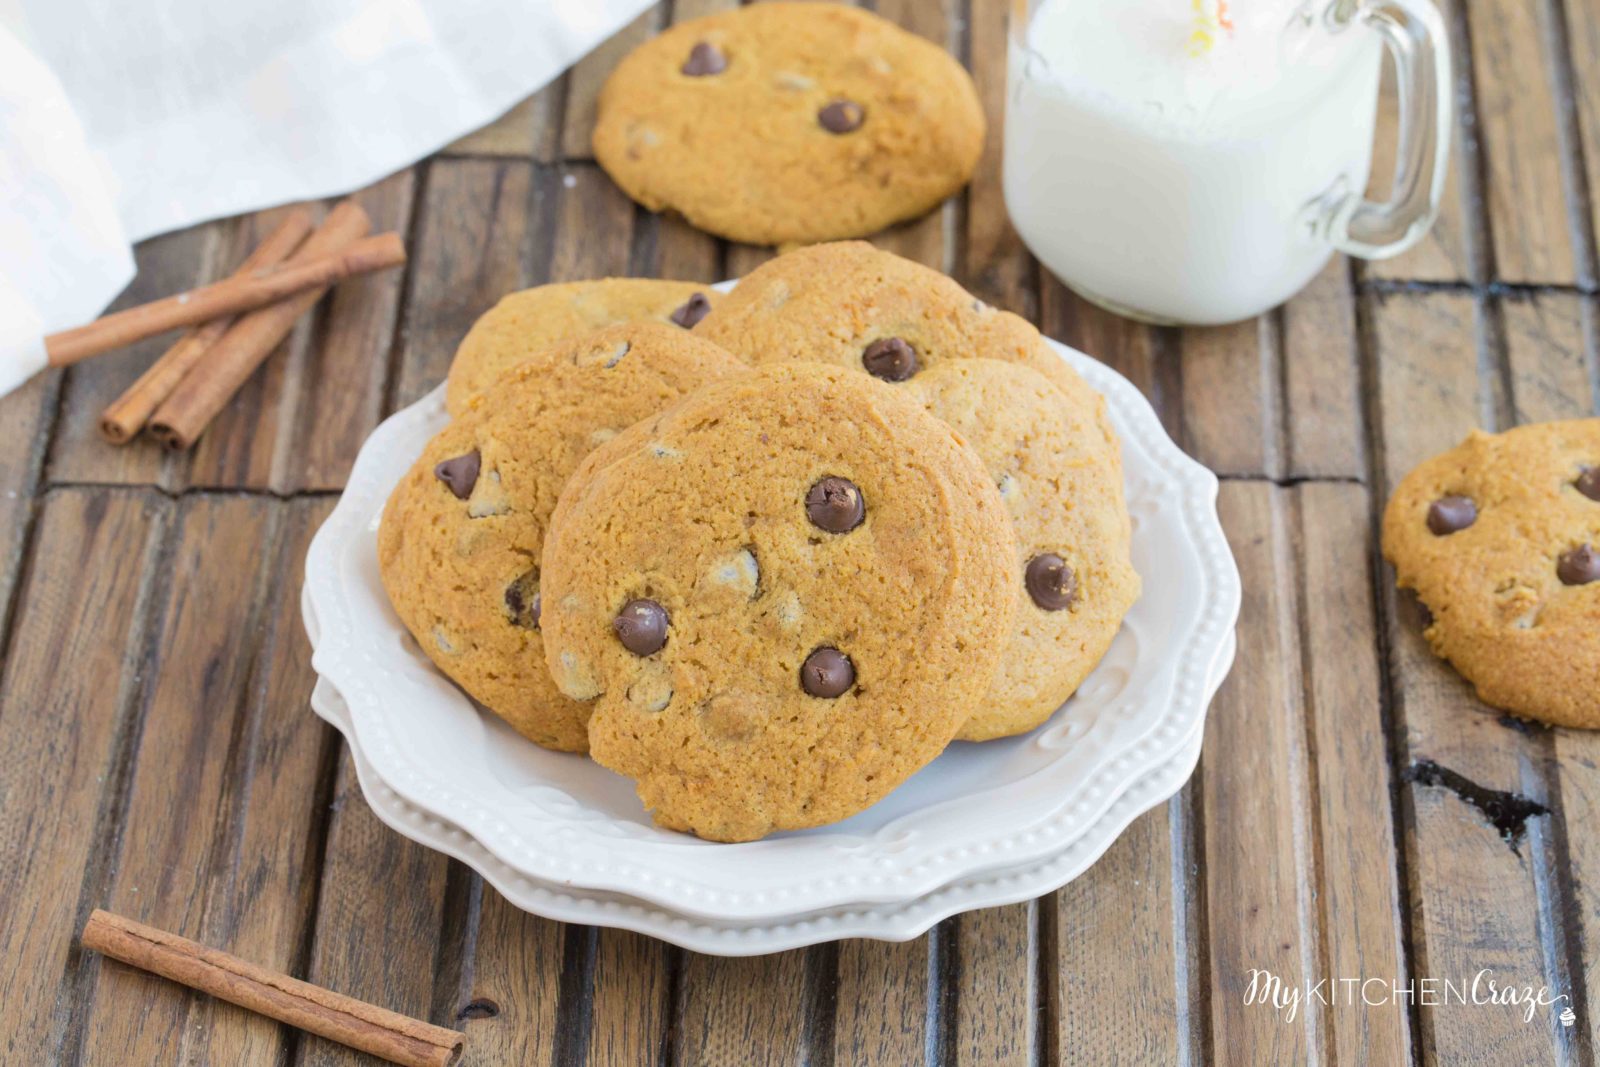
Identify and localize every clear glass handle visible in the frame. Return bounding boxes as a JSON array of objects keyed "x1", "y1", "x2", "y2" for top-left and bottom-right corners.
[{"x1": 1321, "y1": 0, "x2": 1453, "y2": 258}]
